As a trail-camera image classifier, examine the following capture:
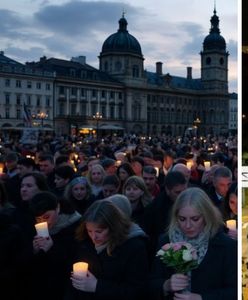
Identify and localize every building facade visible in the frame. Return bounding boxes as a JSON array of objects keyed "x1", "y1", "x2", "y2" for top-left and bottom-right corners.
[{"x1": 0, "y1": 9, "x2": 237, "y2": 138}]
